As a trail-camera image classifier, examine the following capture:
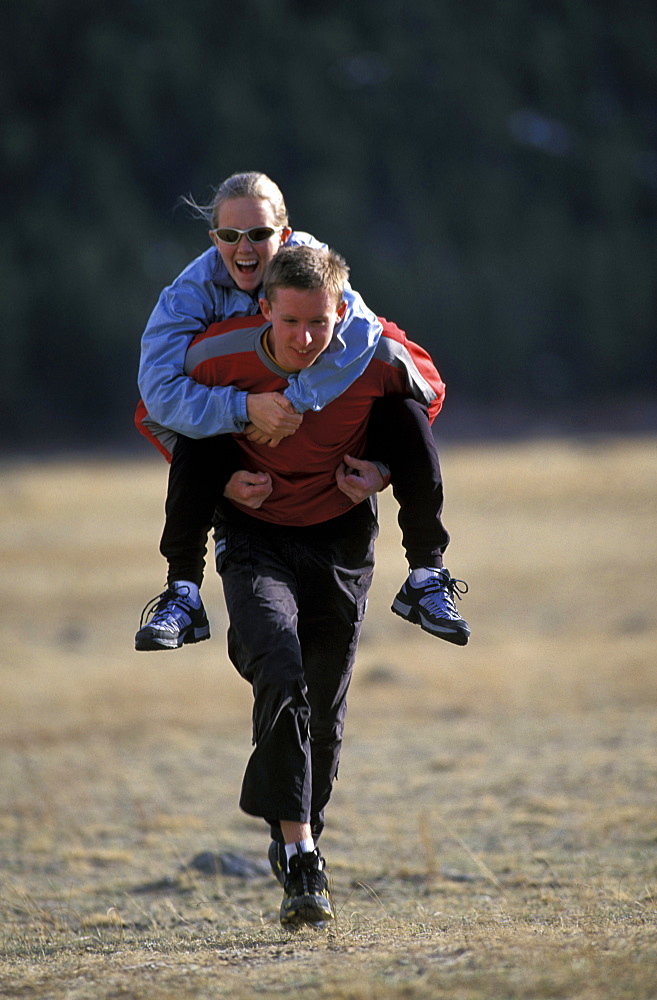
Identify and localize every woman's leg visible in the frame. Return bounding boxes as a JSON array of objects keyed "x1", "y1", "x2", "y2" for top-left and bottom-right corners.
[
  {"x1": 366, "y1": 395, "x2": 470, "y2": 645},
  {"x1": 366, "y1": 395, "x2": 449, "y2": 568},
  {"x1": 160, "y1": 433, "x2": 241, "y2": 586},
  {"x1": 135, "y1": 433, "x2": 241, "y2": 651}
]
